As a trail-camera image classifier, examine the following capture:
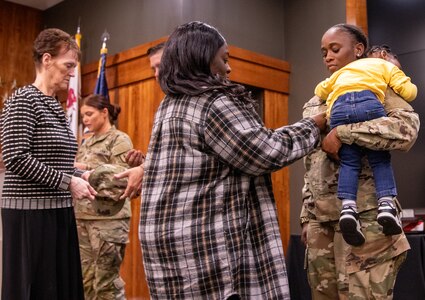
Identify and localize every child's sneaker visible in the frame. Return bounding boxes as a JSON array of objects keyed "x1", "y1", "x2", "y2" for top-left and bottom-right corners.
[
  {"x1": 339, "y1": 205, "x2": 365, "y2": 246},
  {"x1": 377, "y1": 201, "x2": 403, "y2": 235}
]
